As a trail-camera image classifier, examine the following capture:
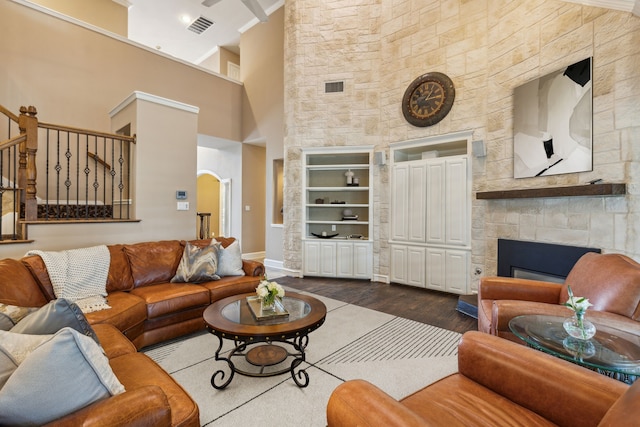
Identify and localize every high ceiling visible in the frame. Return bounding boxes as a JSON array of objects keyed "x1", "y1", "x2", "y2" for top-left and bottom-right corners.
[
  {"x1": 127, "y1": 0, "x2": 283, "y2": 65},
  {"x1": 126, "y1": 0, "x2": 638, "y2": 66}
]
